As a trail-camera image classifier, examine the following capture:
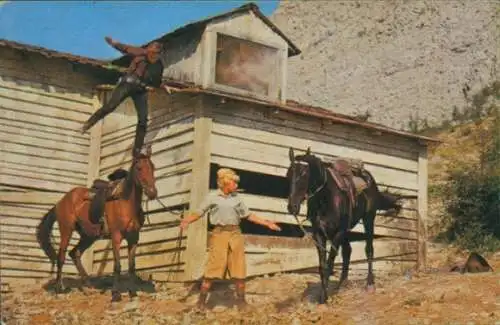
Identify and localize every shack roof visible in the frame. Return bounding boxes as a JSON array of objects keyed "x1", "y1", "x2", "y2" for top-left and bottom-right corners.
[
  {"x1": 111, "y1": 2, "x2": 301, "y2": 67},
  {"x1": 0, "y1": 39, "x2": 110, "y2": 69},
  {"x1": 0, "y1": 38, "x2": 439, "y2": 144},
  {"x1": 175, "y1": 84, "x2": 441, "y2": 144},
  {"x1": 95, "y1": 80, "x2": 440, "y2": 144}
]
